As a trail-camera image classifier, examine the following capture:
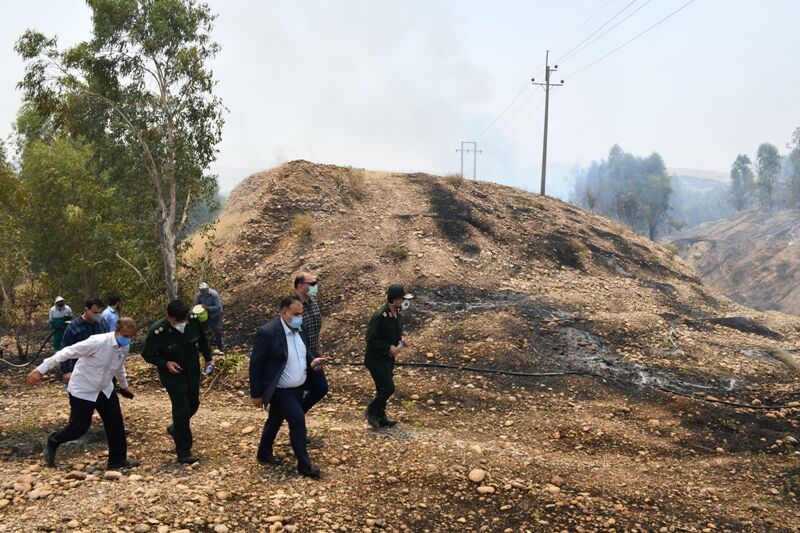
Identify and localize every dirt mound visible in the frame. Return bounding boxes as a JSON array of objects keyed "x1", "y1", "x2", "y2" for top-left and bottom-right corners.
[
  {"x1": 671, "y1": 208, "x2": 800, "y2": 316},
  {"x1": 206, "y1": 161, "x2": 800, "y2": 396}
]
